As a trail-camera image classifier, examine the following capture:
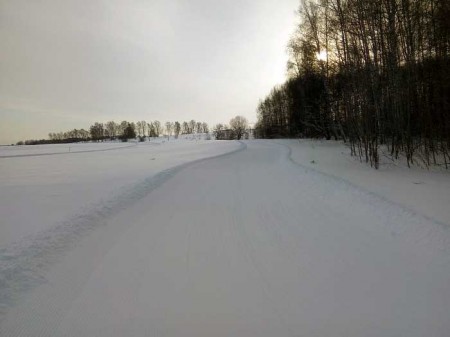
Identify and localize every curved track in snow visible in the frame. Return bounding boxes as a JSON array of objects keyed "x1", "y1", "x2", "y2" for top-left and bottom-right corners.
[{"x1": 1, "y1": 140, "x2": 449, "y2": 337}]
